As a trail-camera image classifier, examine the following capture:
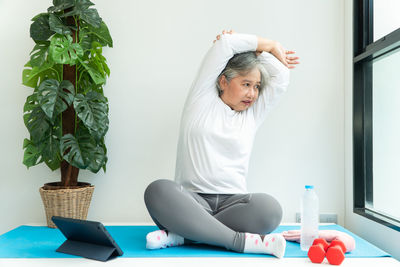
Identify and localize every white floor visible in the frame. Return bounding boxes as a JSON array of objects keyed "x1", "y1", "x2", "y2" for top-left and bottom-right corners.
[{"x1": 0, "y1": 257, "x2": 399, "y2": 267}]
